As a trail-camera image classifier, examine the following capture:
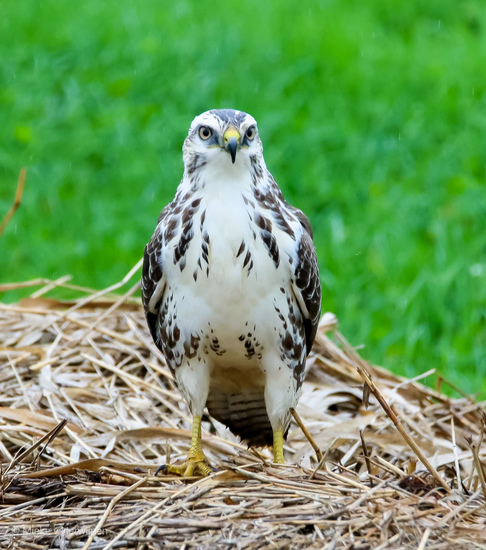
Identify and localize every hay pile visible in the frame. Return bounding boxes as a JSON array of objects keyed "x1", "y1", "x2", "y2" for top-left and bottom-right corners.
[{"x1": 0, "y1": 275, "x2": 485, "y2": 549}]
